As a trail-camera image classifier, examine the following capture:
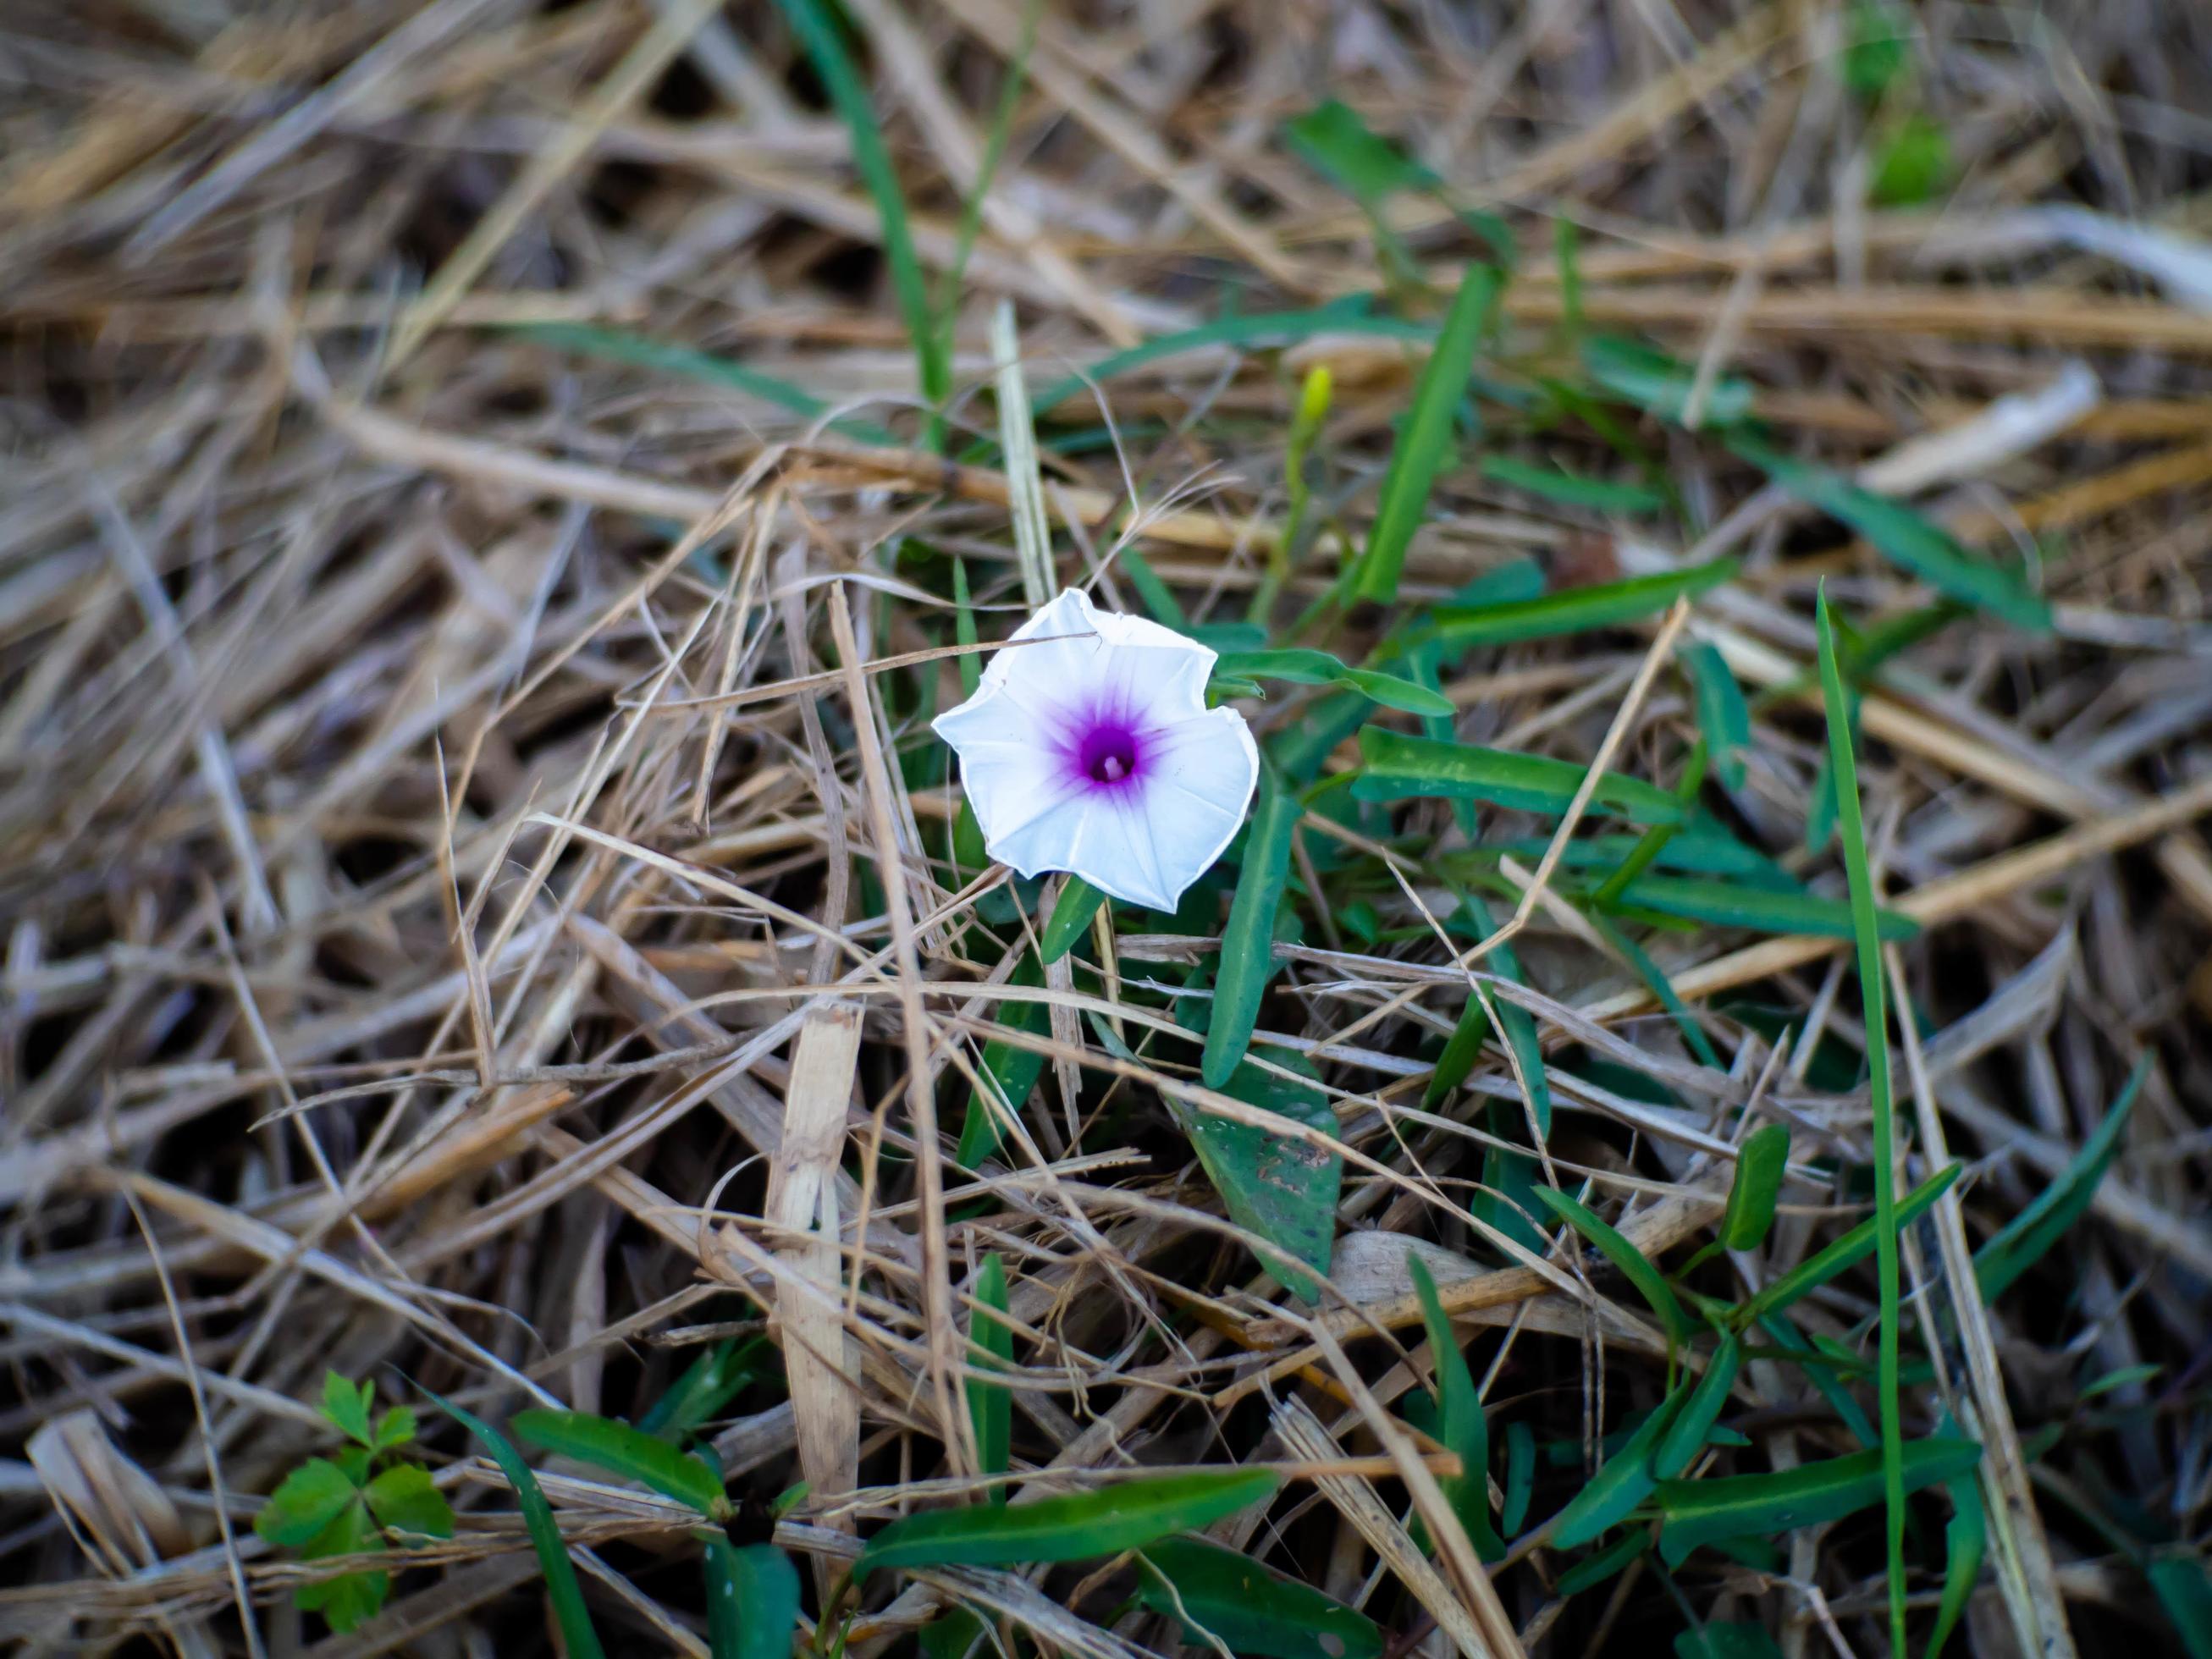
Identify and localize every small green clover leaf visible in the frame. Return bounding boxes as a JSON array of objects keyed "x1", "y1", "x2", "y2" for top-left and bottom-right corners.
[
  {"x1": 321, "y1": 1372, "x2": 376, "y2": 1447},
  {"x1": 255, "y1": 1458, "x2": 358, "y2": 1549},
  {"x1": 364, "y1": 1465, "x2": 455, "y2": 1539},
  {"x1": 260, "y1": 1375, "x2": 455, "y2": 1635}
]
